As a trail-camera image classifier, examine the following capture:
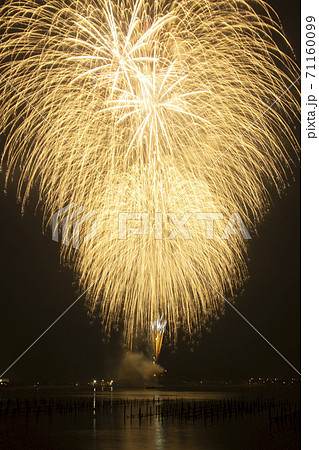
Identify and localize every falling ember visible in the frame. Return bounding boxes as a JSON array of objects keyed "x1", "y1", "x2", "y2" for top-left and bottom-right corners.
[
  {"x1": 151, "y1": 316, "x2": 167, "y2": 363},
  {"x1": 0, "y1": 0, "x2": 299, "y2": 346}
]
